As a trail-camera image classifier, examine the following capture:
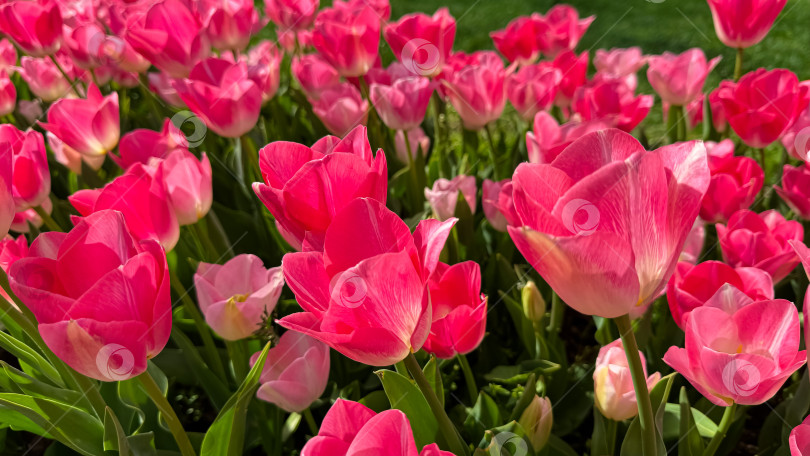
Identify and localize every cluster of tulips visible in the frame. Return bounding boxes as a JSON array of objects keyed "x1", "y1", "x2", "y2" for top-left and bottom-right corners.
[{"x1": 1, "y1": 0, "x2": 810, "y2": 455}]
